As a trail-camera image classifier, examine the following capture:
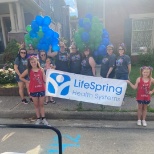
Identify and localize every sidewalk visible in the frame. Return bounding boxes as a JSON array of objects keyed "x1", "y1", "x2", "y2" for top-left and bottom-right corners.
[{"x1": 0, "y1": 96, "x2": 154, "y2": 120}]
